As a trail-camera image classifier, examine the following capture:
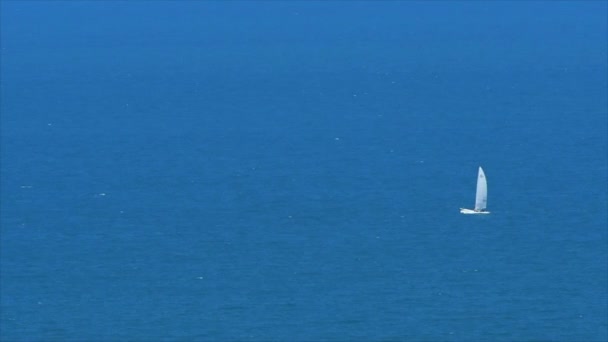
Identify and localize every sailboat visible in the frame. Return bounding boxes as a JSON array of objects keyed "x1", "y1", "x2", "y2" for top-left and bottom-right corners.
[{"x1": 460, "y1": 166, "x2": 490, "y2": 214}]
